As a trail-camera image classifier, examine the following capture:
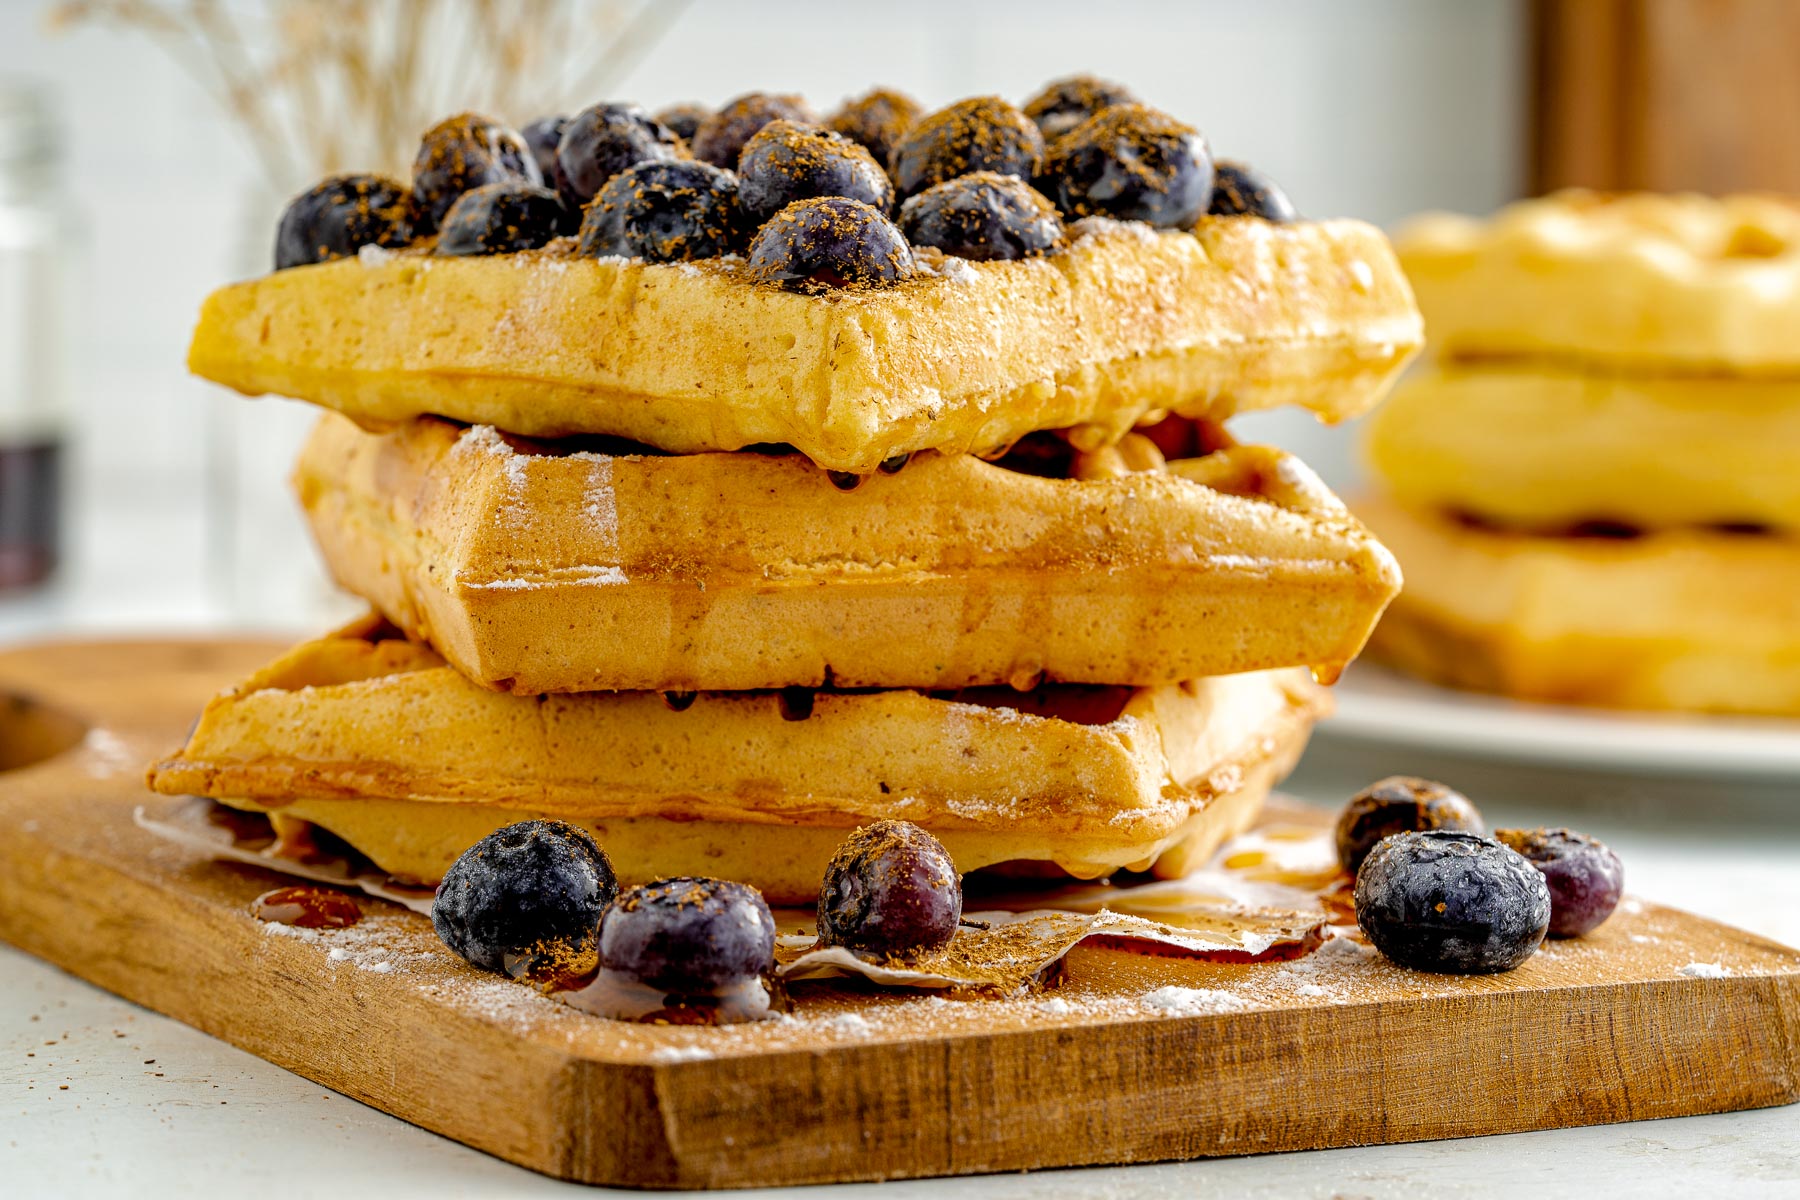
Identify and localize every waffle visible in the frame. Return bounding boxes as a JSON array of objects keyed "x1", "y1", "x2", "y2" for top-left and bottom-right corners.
[
  {"x1": 145, "y1": 617, "x2": 1328, "y2": 902},
  {"x1": 1359, "y1": 496, "x2": 1800, "y2": 715},
  {"x1": 1398, "y1": 190, "x2": 1800, "y2": 373},
  {"x1": 191, "y1": 217, "x2": 1421, "y2": 474},
  {"x1": 1366, "y1": 363, "x2": 1800, "y2": 532},
  {"x1": 294, "y1": 414, "x2": 1401, "y2": 694}
]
